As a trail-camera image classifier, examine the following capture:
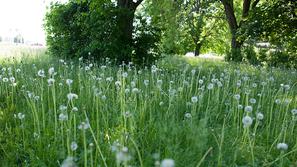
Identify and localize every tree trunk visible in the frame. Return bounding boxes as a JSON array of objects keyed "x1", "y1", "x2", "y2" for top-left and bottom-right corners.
[
  {"x1": 221, "y1": 0, "x2": 243, "y2": 61},
  {"x1": 194, "y1": 43, "x2": 202, "y2": 56},
  {"x1": 117, "y1": 9, "x2": 135, "y2": 45},
  {"x1": 116, "y1": 0, "x2": 143, "y2": 61}
]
